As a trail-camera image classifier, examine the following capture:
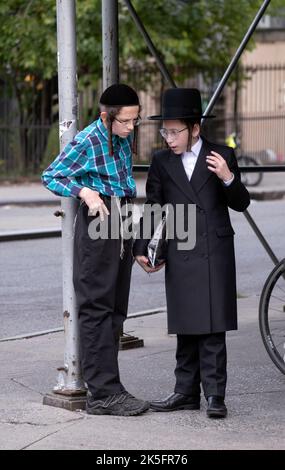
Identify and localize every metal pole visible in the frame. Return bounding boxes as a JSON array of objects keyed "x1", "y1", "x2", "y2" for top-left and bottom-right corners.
[
  {"x1": 102, "y1": 0, "x2": 119, "y2": 89},
  {"x1": 102, "y1": 0, "x2": 144, "y2": 349},
  {"x1": 201, "y1": 0, "x2": 278, "y2": 266},
  {"x1": 44, "y1": 0, "x2": 86, "y2": 411},
  {"x1": 243, "y1": 211, "x2": 279, "y2": 265},
  {"x1": 123, "y1": 0, "x2": 277, "y2": 266},
  {"x1": 203, "y1": 0, "x2": 271, "y2": 118},
  {"x1": 124, "y1": 0, "x2": 176, "y2": 87}
]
